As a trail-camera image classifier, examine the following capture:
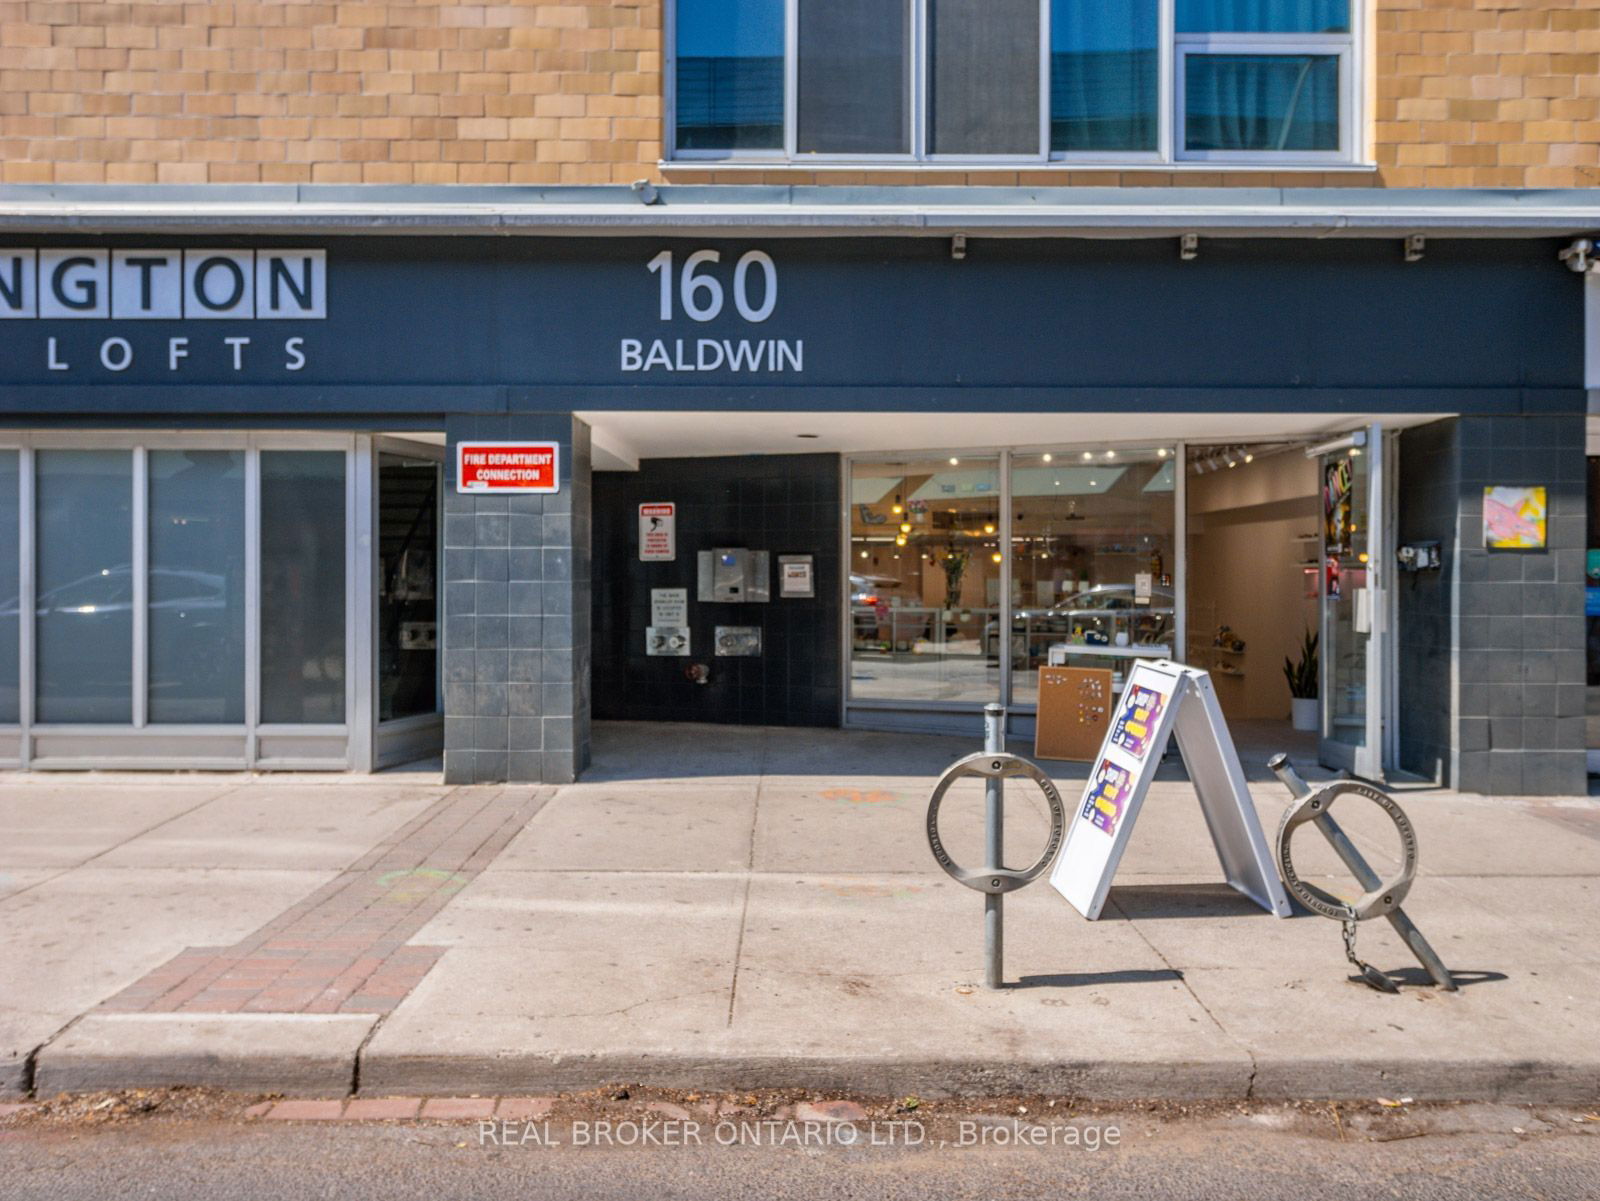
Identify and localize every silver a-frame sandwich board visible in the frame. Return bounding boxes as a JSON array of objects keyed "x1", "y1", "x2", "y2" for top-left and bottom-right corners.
[{"x1": 1049, "y1": 659, "x2": 1292, "y2": 920}]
